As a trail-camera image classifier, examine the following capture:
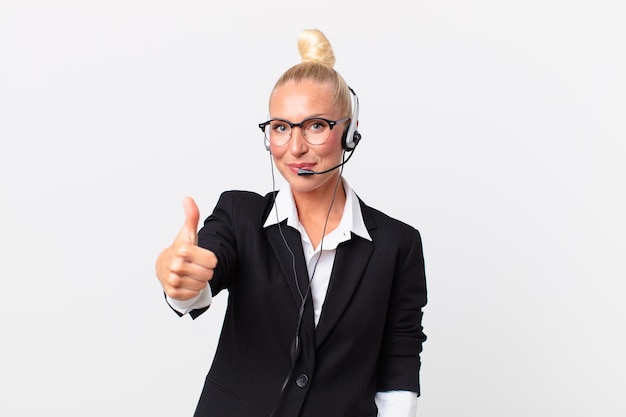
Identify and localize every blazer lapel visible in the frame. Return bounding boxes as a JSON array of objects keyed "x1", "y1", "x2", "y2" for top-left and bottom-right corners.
[
  {"x1": 314, "y1": 234, "x2": 374, "y2": 348},
  {"x1": 265, "y1": 223, "x2": 316, "y2": 344},
  {"x1": 265, "y1": 222, "x2": 310, "y2": 306}
]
